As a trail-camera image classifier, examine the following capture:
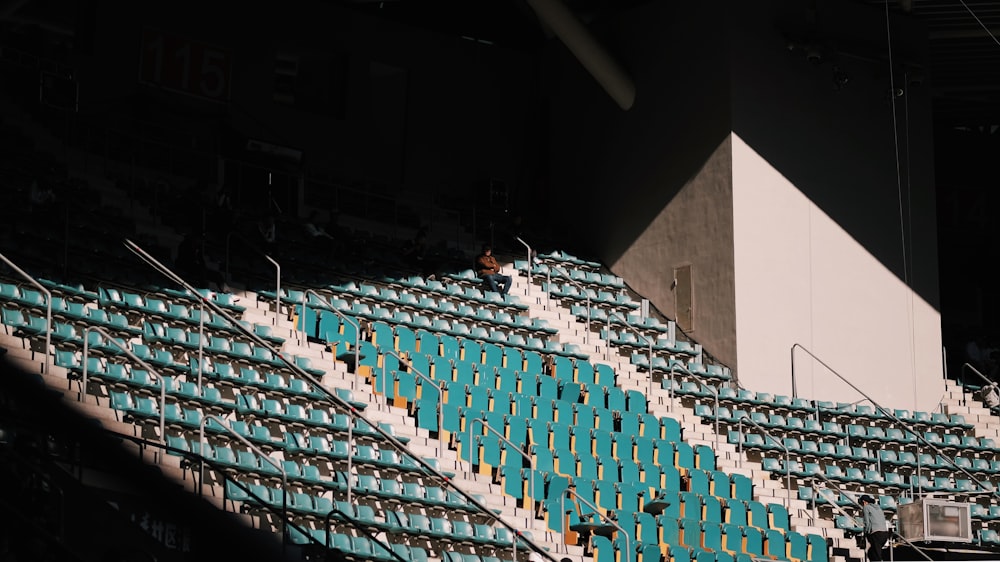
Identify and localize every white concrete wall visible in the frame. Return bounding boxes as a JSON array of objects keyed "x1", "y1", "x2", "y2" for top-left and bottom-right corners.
[{"x1": 732, "y1": 134, "x2": 943, "y2": 411}]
